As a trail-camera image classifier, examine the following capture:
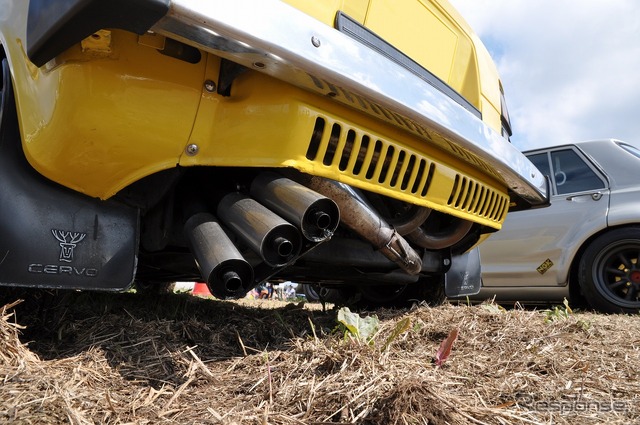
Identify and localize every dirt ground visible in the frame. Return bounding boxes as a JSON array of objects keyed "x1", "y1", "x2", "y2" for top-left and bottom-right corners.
[{"x1": 0, "y1": 290, "x2": 638, "y2": 424}]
